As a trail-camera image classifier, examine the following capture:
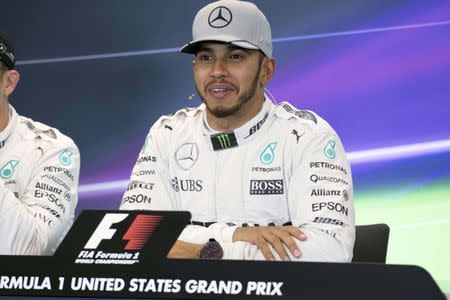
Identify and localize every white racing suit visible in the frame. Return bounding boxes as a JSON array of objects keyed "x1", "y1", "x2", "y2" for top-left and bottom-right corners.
[
  {"x1": 121, "y1": 99, "x2": 355, "y2": 261},
  {"x1": 0, "y1": 105, "x2": 80, "y2": 255}
]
